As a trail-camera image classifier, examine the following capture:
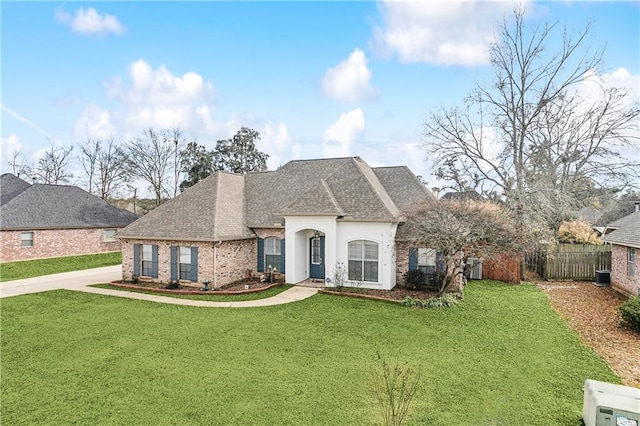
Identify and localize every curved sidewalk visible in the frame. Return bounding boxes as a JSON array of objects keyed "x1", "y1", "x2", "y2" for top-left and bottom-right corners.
[{"x1": 0, "y1": 265, "x2": 318, "y2": 307}]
